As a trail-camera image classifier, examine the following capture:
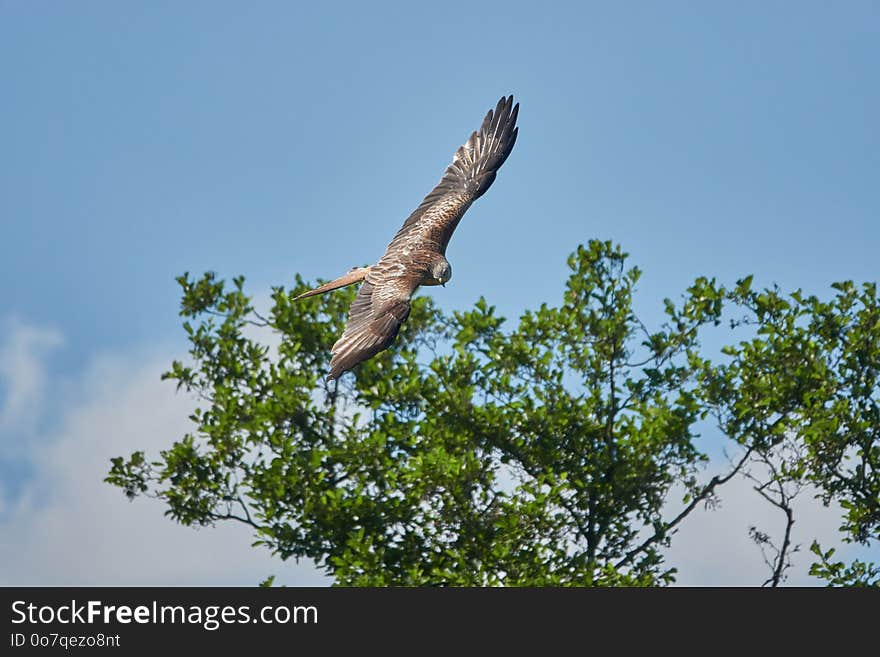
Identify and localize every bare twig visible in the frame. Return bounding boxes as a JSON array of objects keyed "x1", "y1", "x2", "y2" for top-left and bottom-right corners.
[{"x1": 743, "y1": 447, "x2": 802, "y2": 587}]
